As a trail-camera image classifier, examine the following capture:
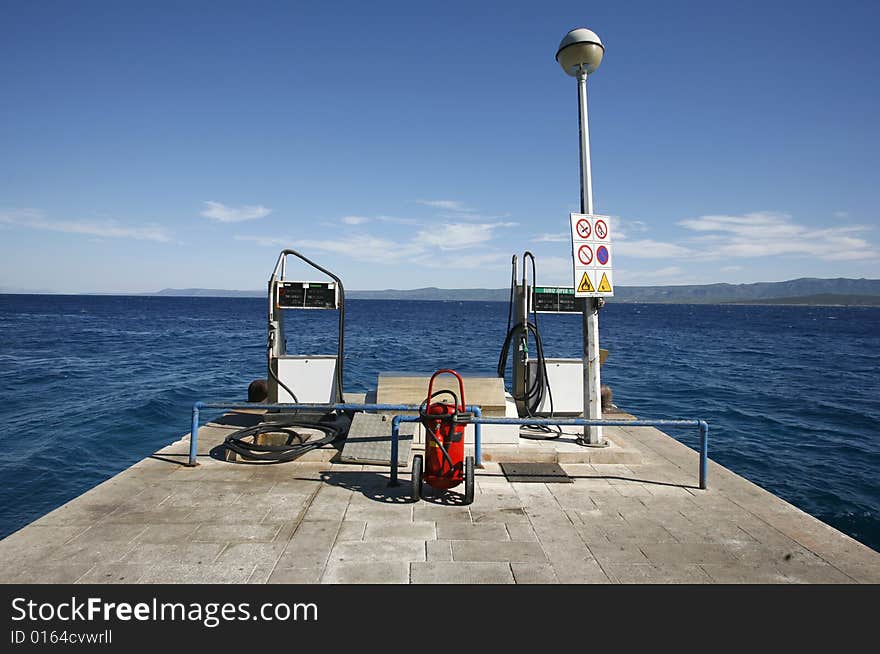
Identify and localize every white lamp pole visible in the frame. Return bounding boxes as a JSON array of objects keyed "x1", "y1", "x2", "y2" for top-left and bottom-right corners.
[{"x1": 557, "y1": 28, "x2": 605, "y2": 445}]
